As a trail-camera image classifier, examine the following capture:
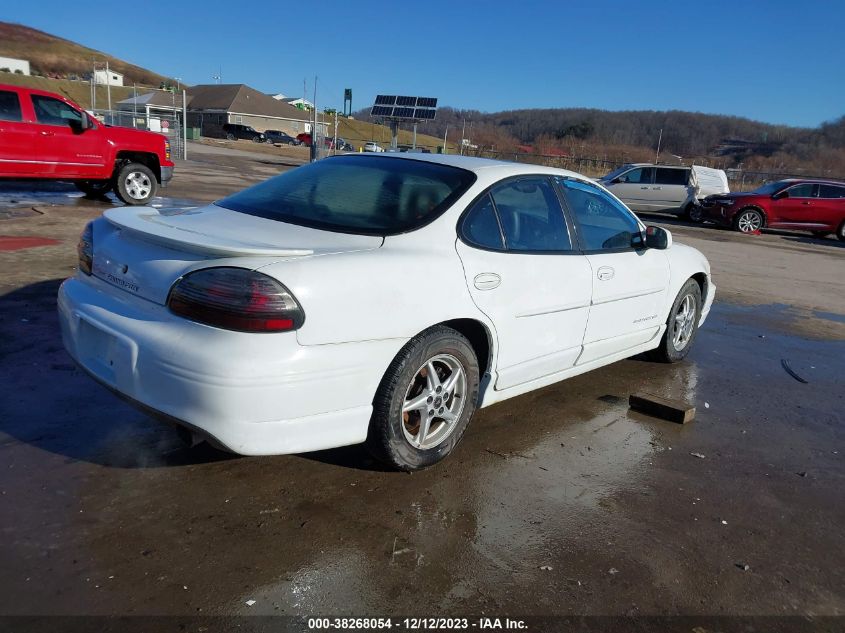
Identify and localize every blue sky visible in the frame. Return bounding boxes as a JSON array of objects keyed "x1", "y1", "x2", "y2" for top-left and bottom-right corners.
[{"x1": 4, "y1": 0, "x2": 844, "y2": 127}]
